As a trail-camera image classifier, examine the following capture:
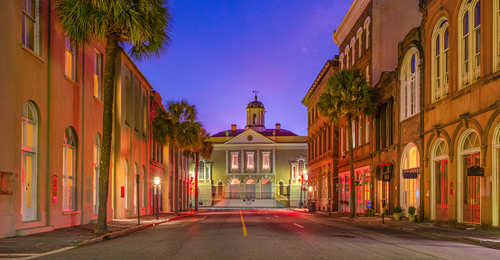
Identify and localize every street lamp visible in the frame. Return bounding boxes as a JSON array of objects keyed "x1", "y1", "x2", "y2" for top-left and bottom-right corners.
[{"x1": 154, "y1": 177, "x2": 161, "y2": 220}]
